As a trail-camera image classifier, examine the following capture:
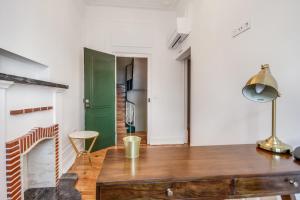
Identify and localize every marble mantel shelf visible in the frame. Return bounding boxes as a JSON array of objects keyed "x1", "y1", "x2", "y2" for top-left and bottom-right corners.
[{"x1": 0, "y1": 73, "x2": 69, "y2": 89}]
